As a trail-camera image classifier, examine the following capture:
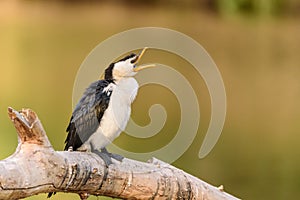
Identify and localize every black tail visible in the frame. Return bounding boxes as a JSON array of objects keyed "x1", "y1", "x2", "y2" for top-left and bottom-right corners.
[
  {"x1": 64, "y1": 119, "x2": 82, "y2": 151},
  {"x1": 47, "y1": 192, "x2": 56, "y2": 198}
]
